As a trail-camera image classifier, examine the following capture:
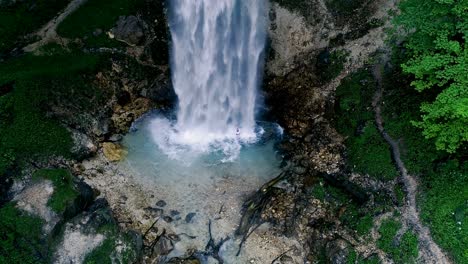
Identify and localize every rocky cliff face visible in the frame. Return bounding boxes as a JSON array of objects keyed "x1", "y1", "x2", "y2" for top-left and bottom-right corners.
[
  {"x1": 248, "y1": 0, "x2": 398, "y2": 261},
  {"x1": 2, "y1": 0, "x2": 400, "y2": 262}
]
